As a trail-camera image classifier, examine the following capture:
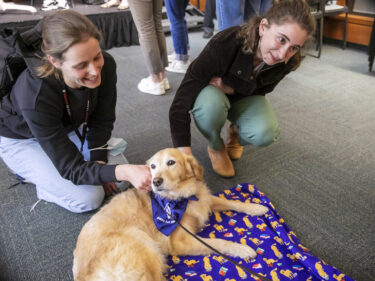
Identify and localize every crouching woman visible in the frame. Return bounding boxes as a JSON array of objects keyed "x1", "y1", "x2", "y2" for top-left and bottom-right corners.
[
  {"x1": 0, "y1": 10, "x2": 151, "y2": 213},
  {"x1": 169, "y1": 0, "x2": 316, "y2": 177}
]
